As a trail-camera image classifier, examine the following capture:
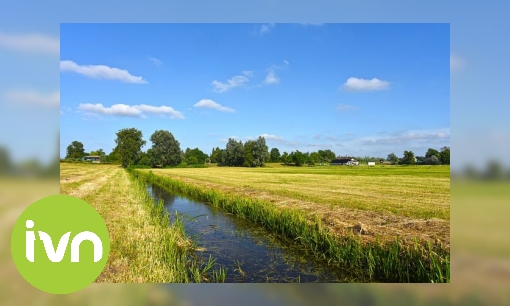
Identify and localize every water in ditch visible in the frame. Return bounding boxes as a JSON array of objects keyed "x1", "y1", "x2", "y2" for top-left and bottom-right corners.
[{"x1": 147, "y1": 184, "x2": 361, "y2": 283}]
